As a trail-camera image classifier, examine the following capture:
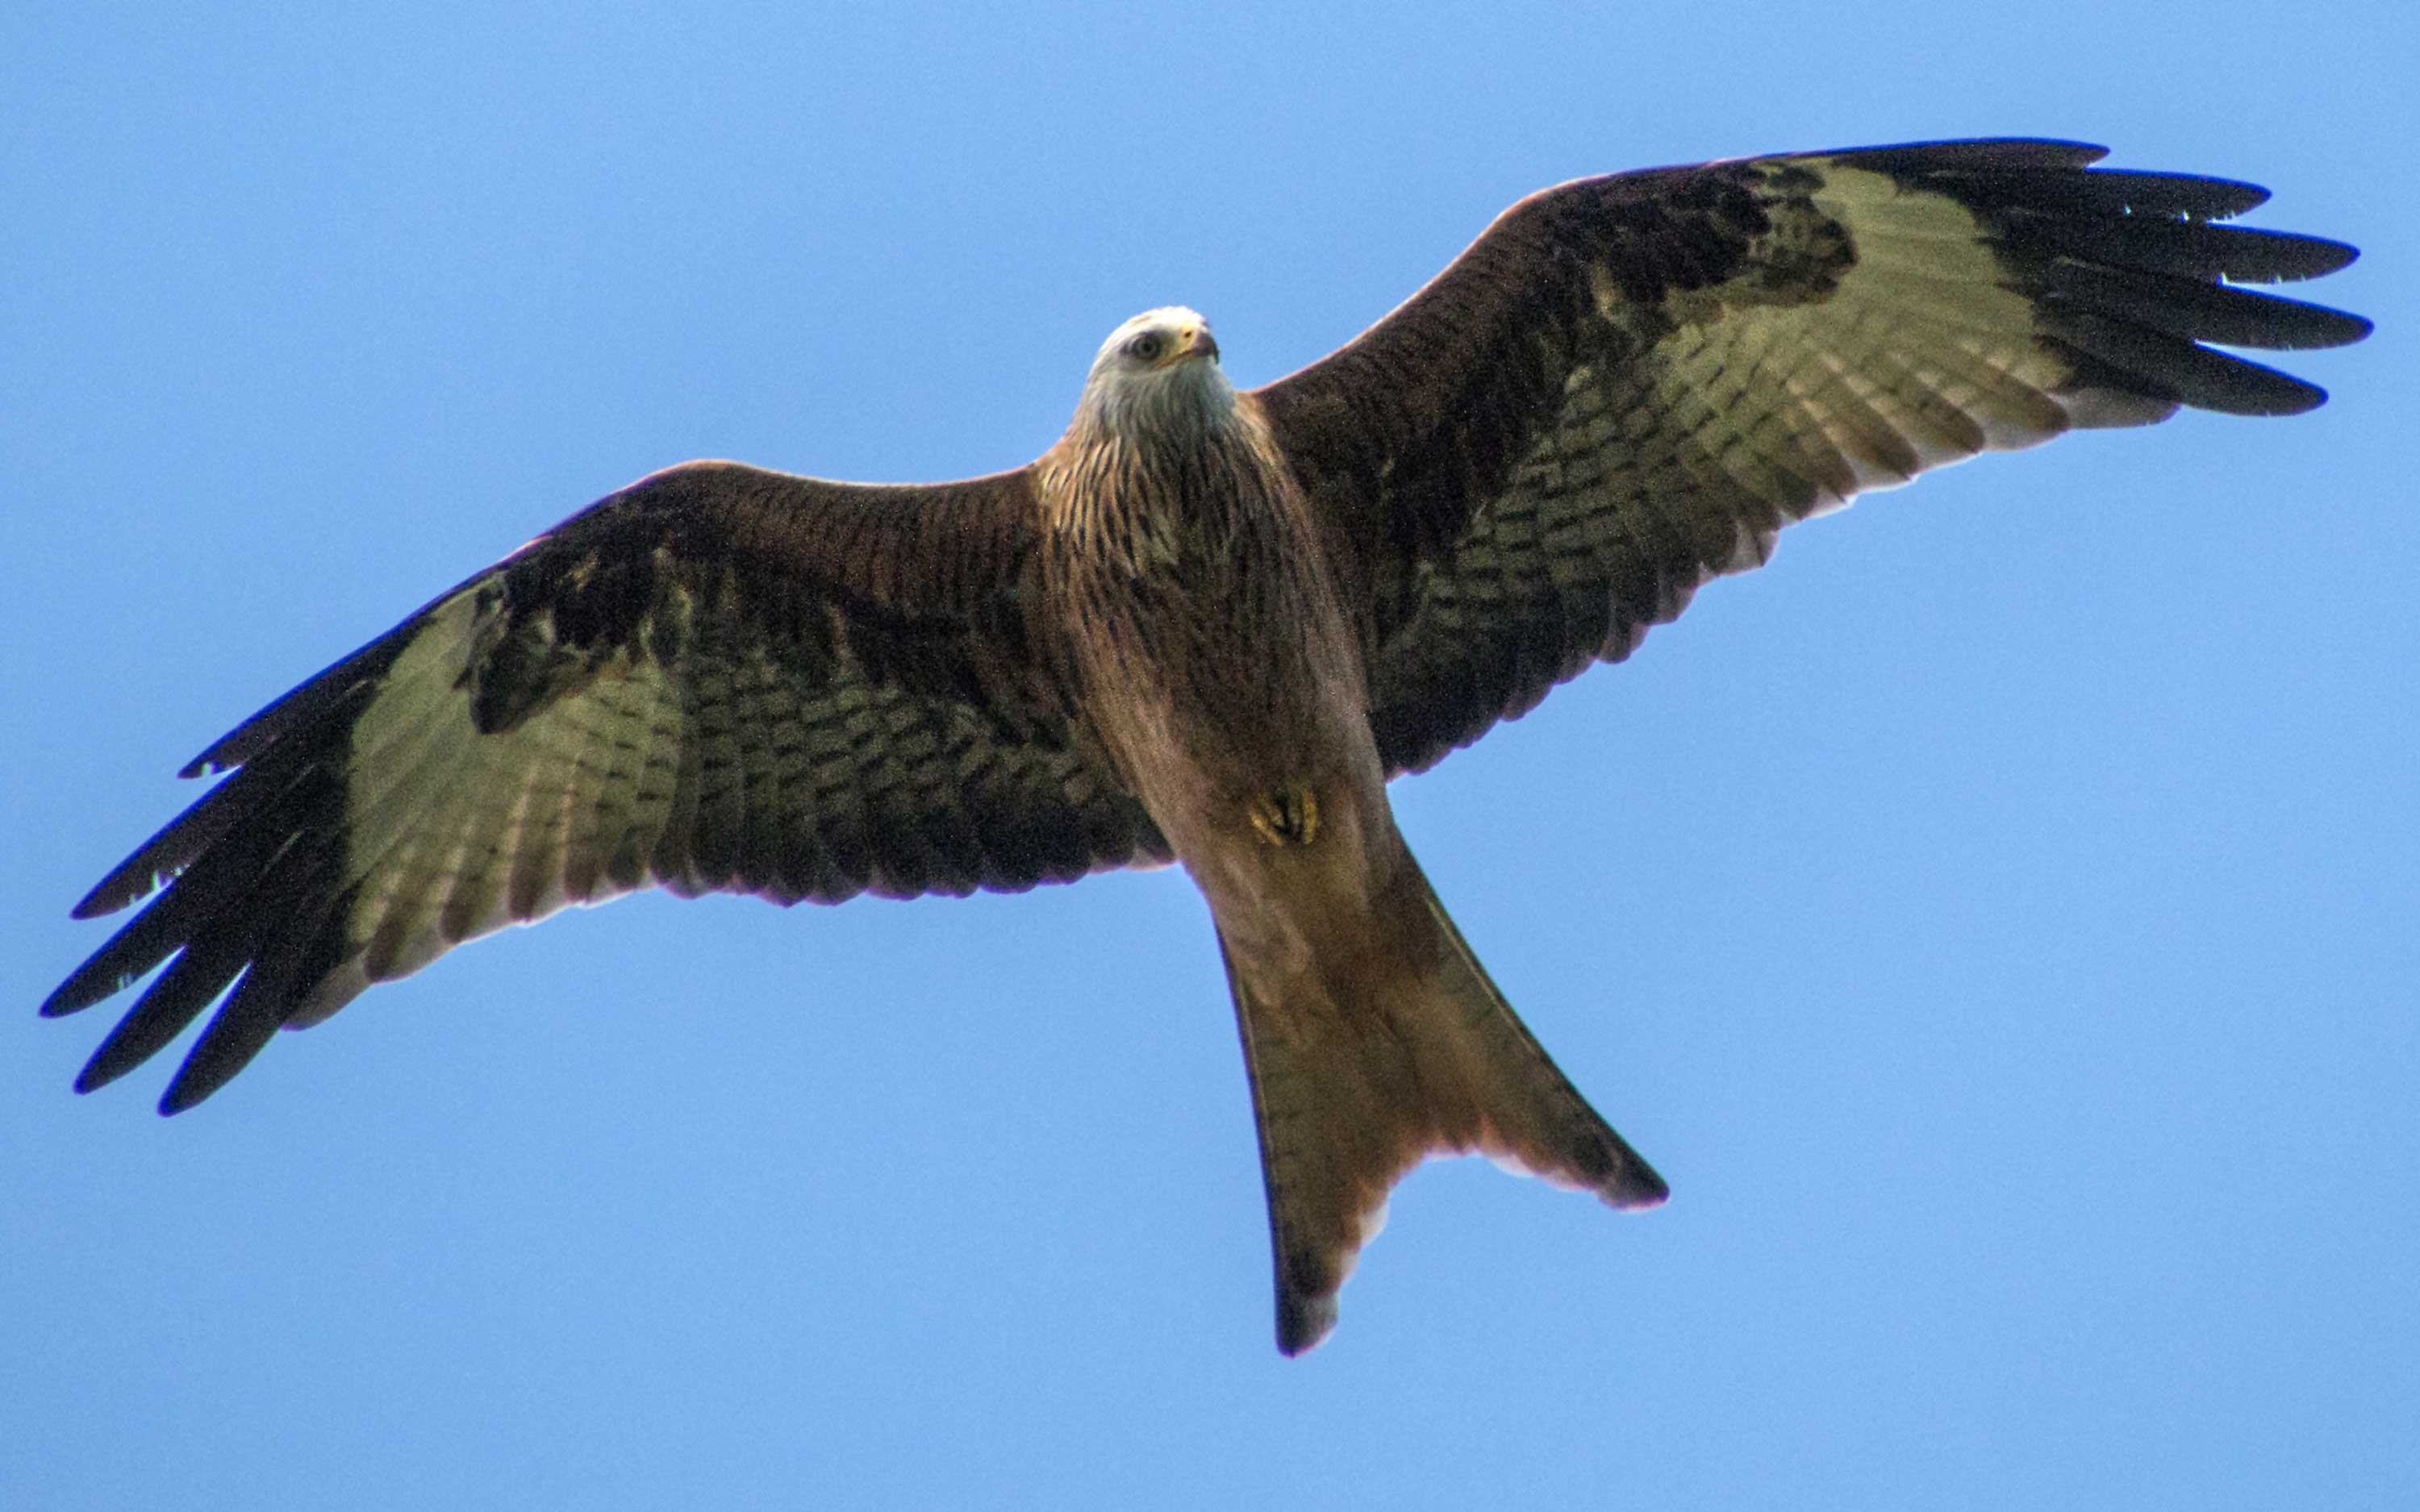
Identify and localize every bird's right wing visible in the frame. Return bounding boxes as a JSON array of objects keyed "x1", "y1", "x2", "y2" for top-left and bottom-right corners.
[
  {"x1": 44, "y1": 460, "x2": 1168, "y2": 1112},
  {"x1": 1252, "y1": 140, "x2": 2370, "y2": 777}
]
